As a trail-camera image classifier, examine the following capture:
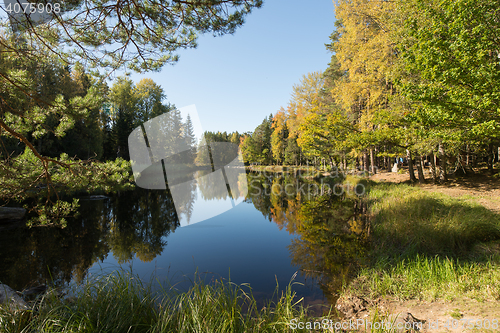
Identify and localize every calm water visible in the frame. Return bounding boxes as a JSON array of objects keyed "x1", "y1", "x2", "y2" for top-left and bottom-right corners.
[{"x1": 0, "y1": 172, "x2": 369, "y2": 310}]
